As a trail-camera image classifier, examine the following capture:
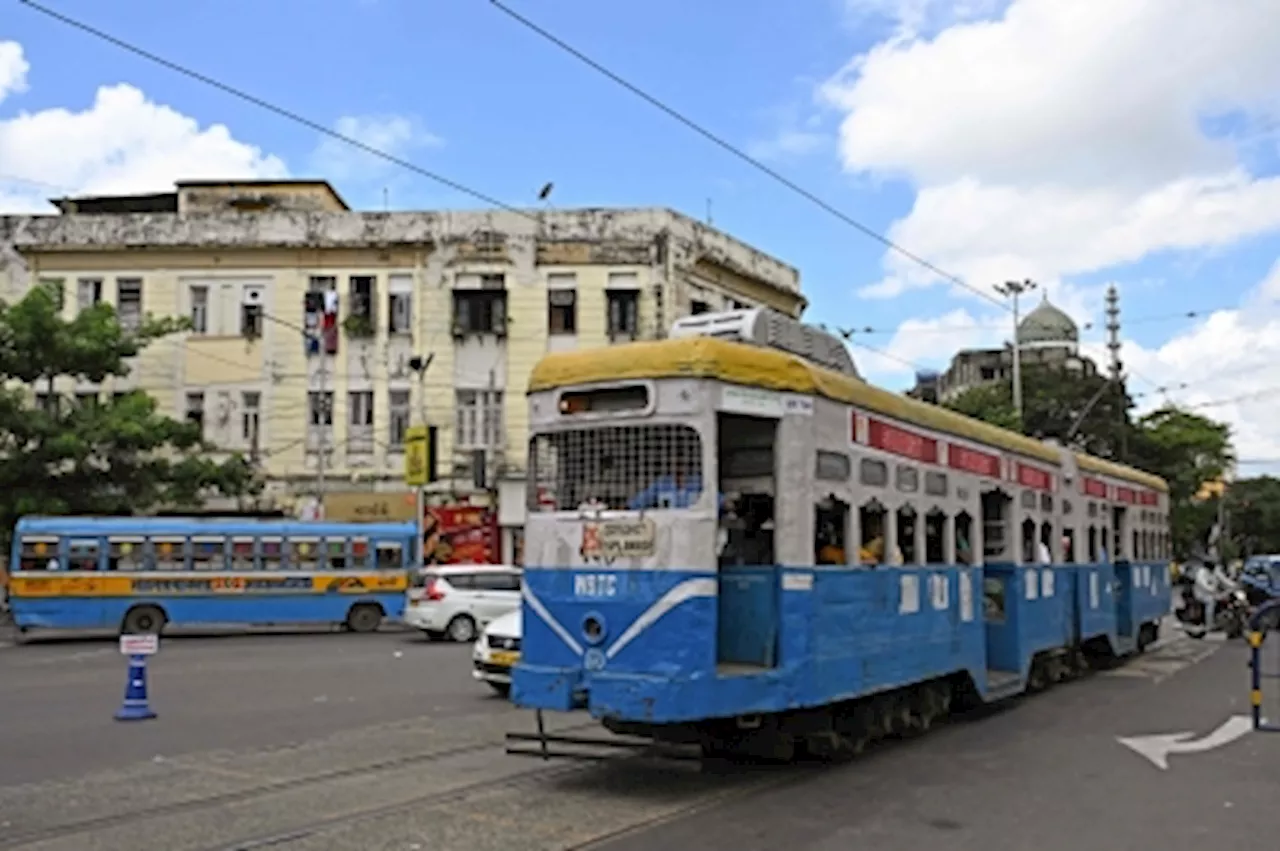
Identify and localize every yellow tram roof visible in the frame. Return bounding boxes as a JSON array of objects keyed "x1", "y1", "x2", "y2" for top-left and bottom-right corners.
[{"x1": 528, "y1": 336, "x2": 1168, "y2": 493}]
